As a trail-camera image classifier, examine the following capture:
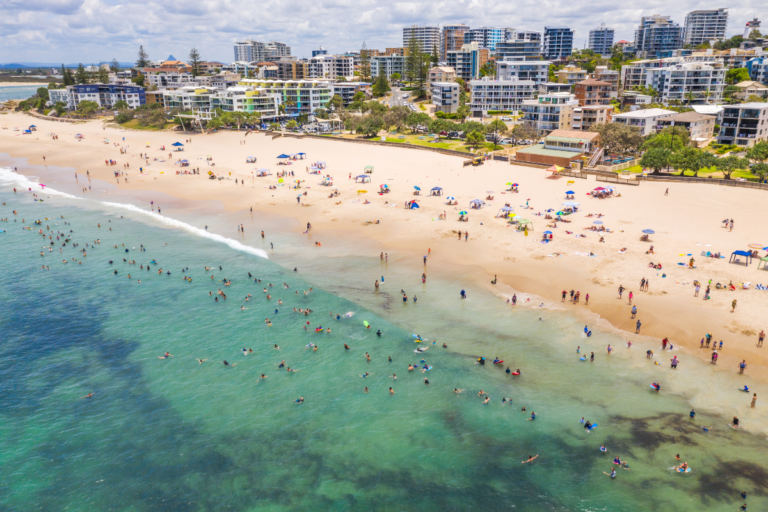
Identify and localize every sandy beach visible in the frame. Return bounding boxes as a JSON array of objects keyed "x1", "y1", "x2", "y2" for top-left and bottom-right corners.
[{"x1": 2, "y1": 112, "x2": 767, "y2": 383}]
